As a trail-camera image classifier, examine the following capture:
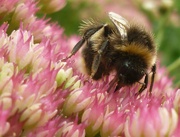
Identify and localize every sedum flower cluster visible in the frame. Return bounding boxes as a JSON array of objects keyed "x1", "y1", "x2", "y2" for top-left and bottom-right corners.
[{"x1": 0, "y1": 0, "x2": 179, "y2": 137}]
